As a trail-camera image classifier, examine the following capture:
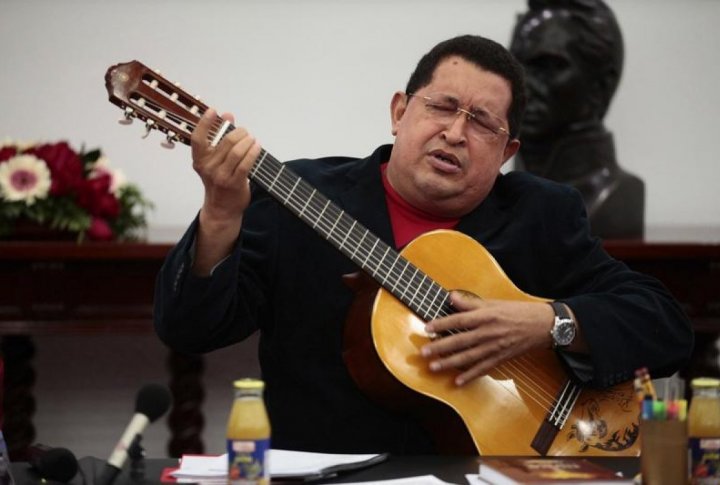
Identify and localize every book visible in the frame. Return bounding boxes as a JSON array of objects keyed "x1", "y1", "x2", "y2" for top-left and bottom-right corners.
[{"x1": 477, "y1": 457, "x2": 632, "y2": 484}]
